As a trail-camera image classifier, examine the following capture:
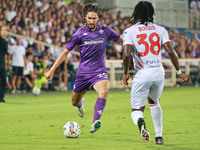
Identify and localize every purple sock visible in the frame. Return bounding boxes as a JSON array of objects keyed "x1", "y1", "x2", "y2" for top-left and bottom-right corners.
[
  {"x1": 92, "y1": 98, "x2": 106, "y2": 123},
  {"x1": 77, "y1": 101, "x2": 82, "y2": 108}
]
